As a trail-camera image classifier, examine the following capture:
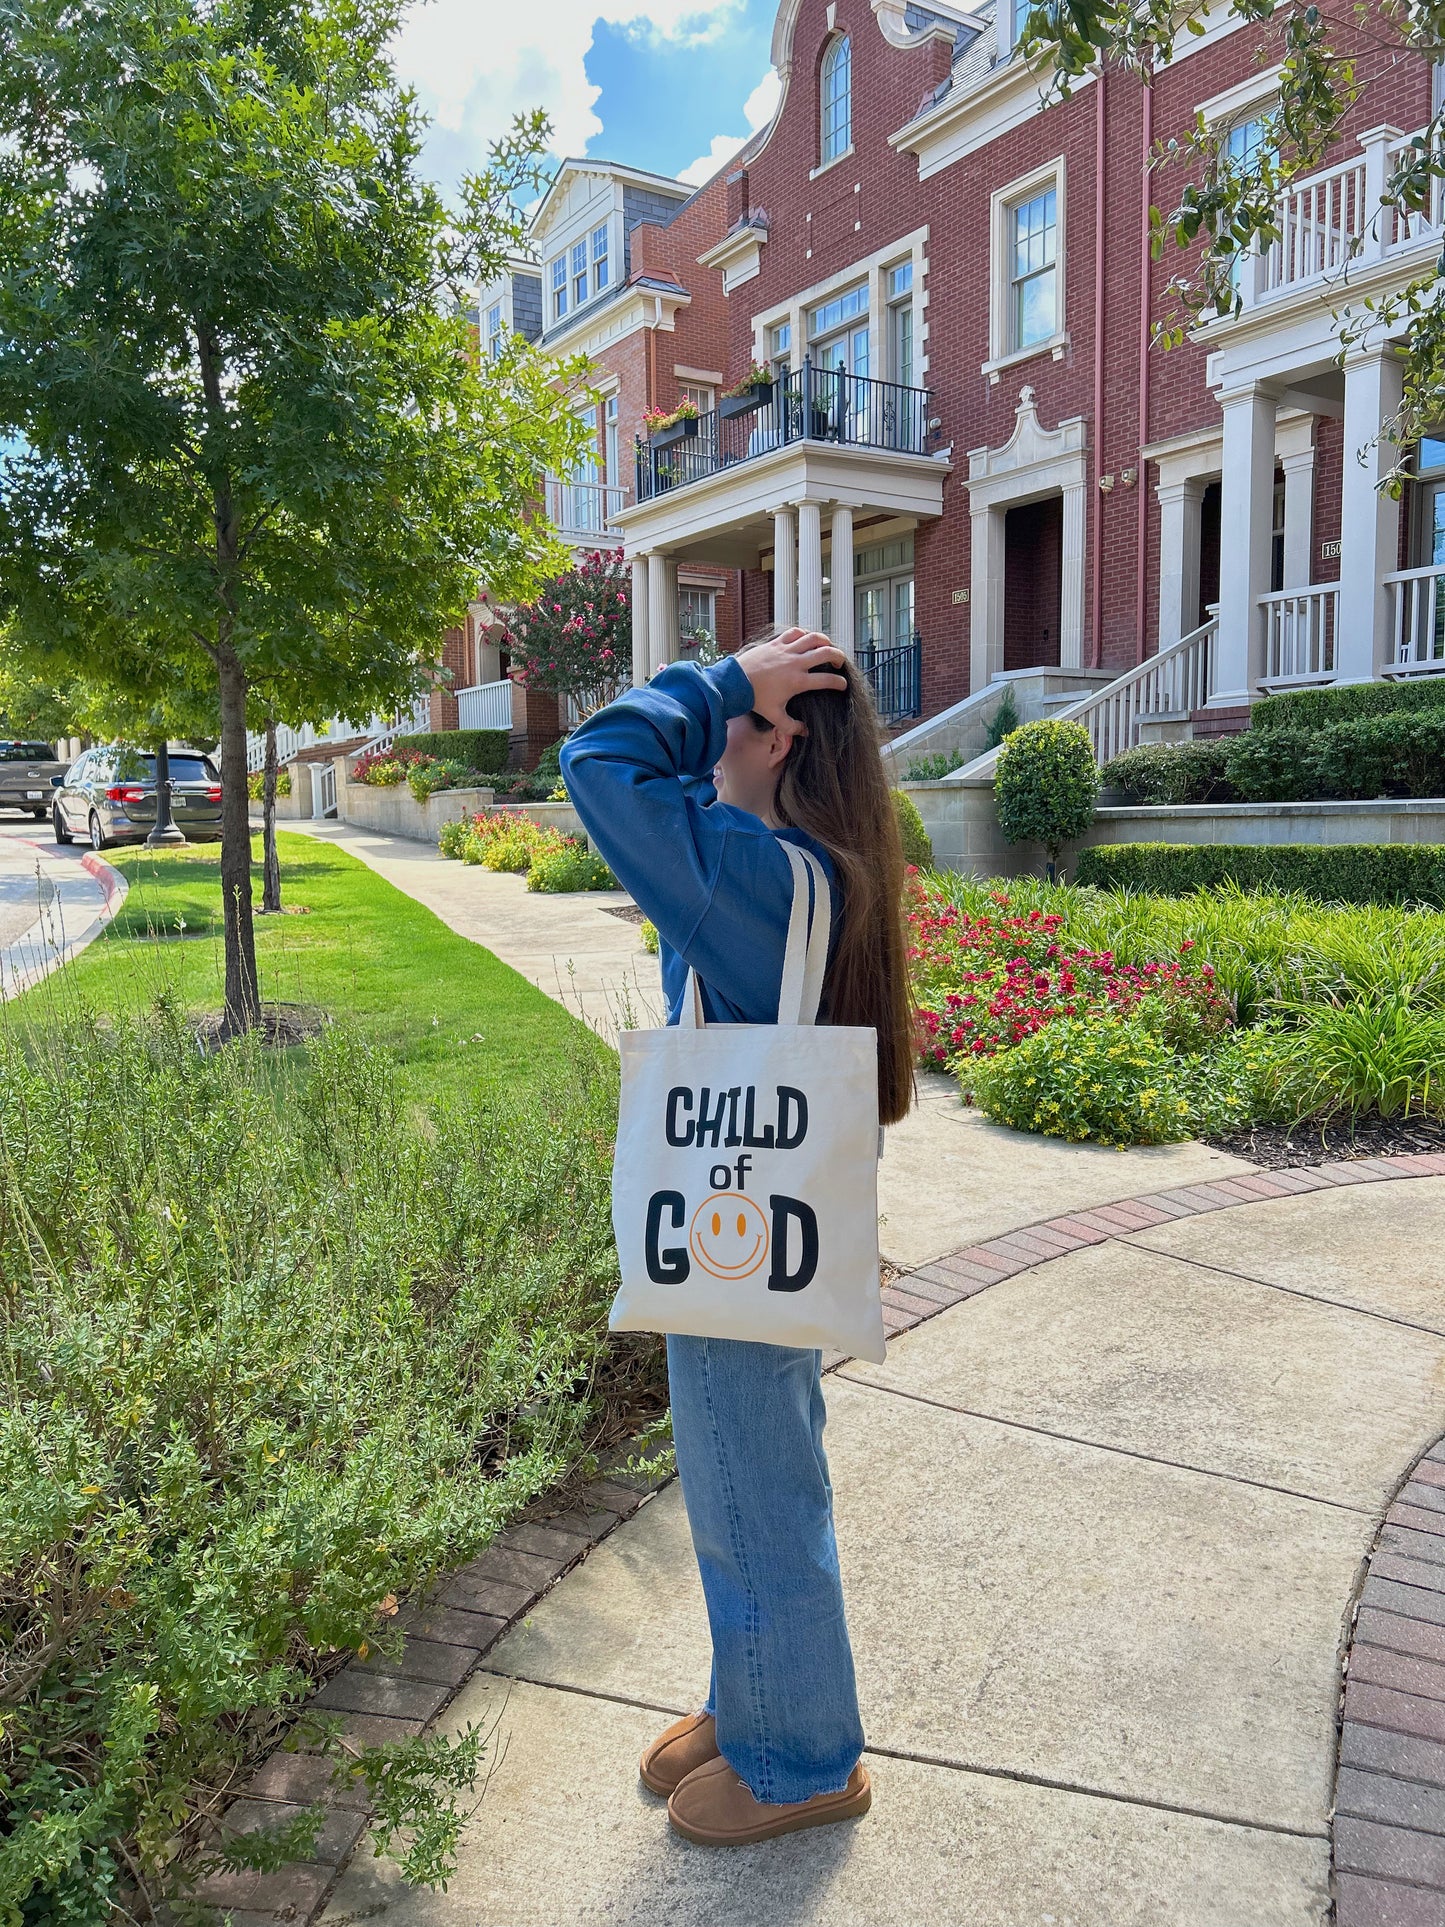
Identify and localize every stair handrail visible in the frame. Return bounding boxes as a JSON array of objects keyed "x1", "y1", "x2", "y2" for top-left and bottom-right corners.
[{"x1": 944, "y1": 614, "x2": 1218, "y2": 783}]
